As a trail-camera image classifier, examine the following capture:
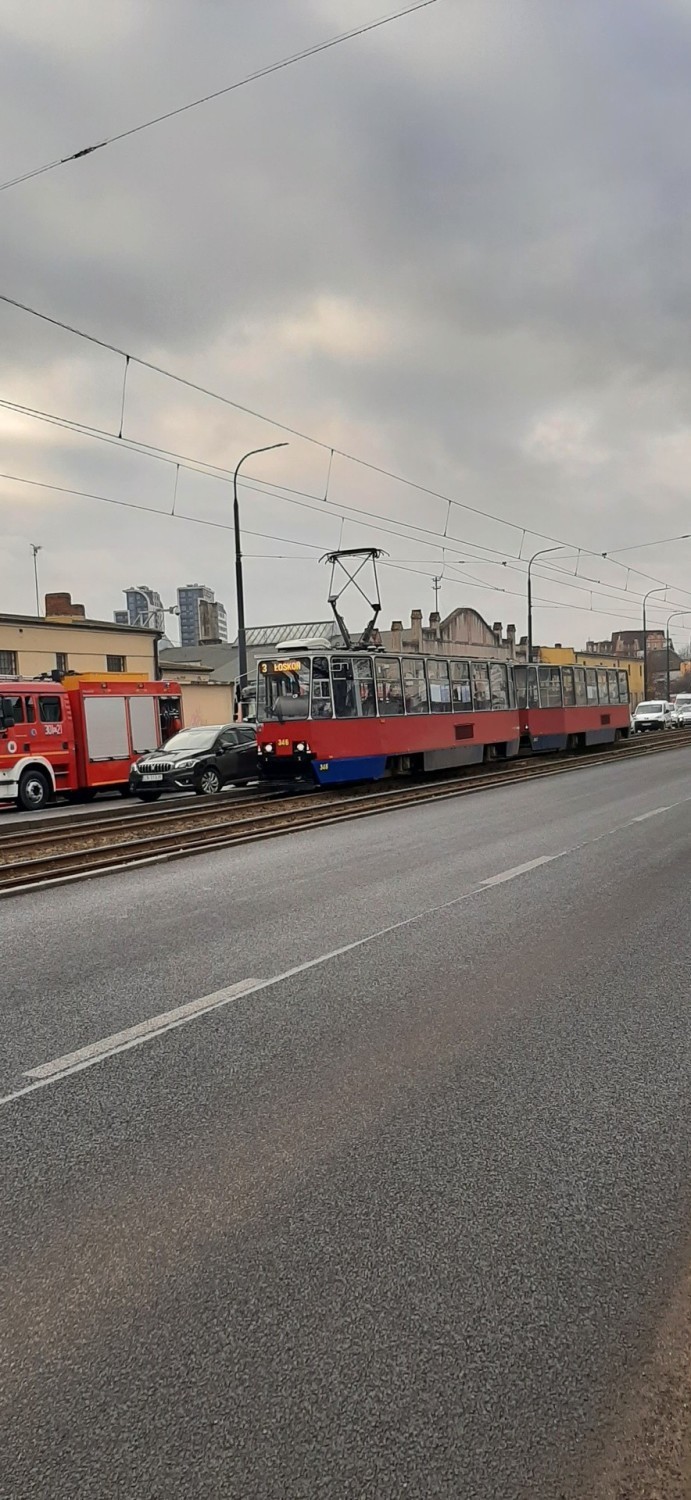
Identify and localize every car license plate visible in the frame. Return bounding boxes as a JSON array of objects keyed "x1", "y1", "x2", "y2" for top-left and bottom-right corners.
[{"x1": 142, "y1": 773, "x2": 163, "y2": 782}]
